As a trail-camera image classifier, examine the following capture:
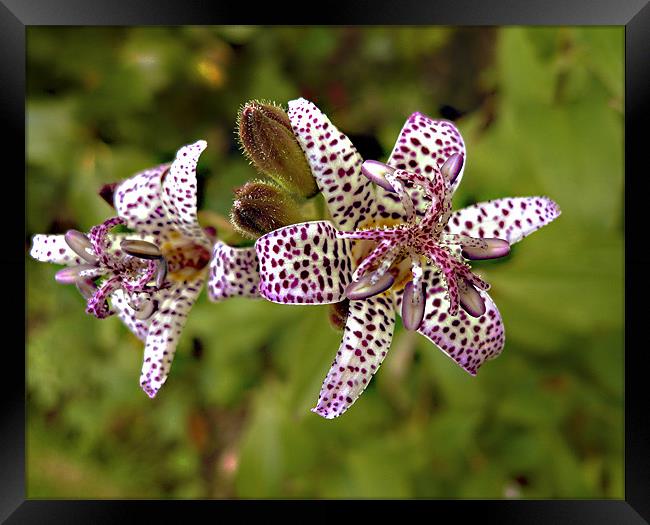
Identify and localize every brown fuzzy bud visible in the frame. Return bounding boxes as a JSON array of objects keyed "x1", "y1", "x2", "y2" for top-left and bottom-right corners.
[
  {"x1": 230, "y1": 180, "x2": 304, "y2": 239},
  {"x1": 238, "y1": 100, "x2": 318, "y2": 198},
  {"x1": 327, "y1": 299, "x2": 350, "y2": 331}
]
